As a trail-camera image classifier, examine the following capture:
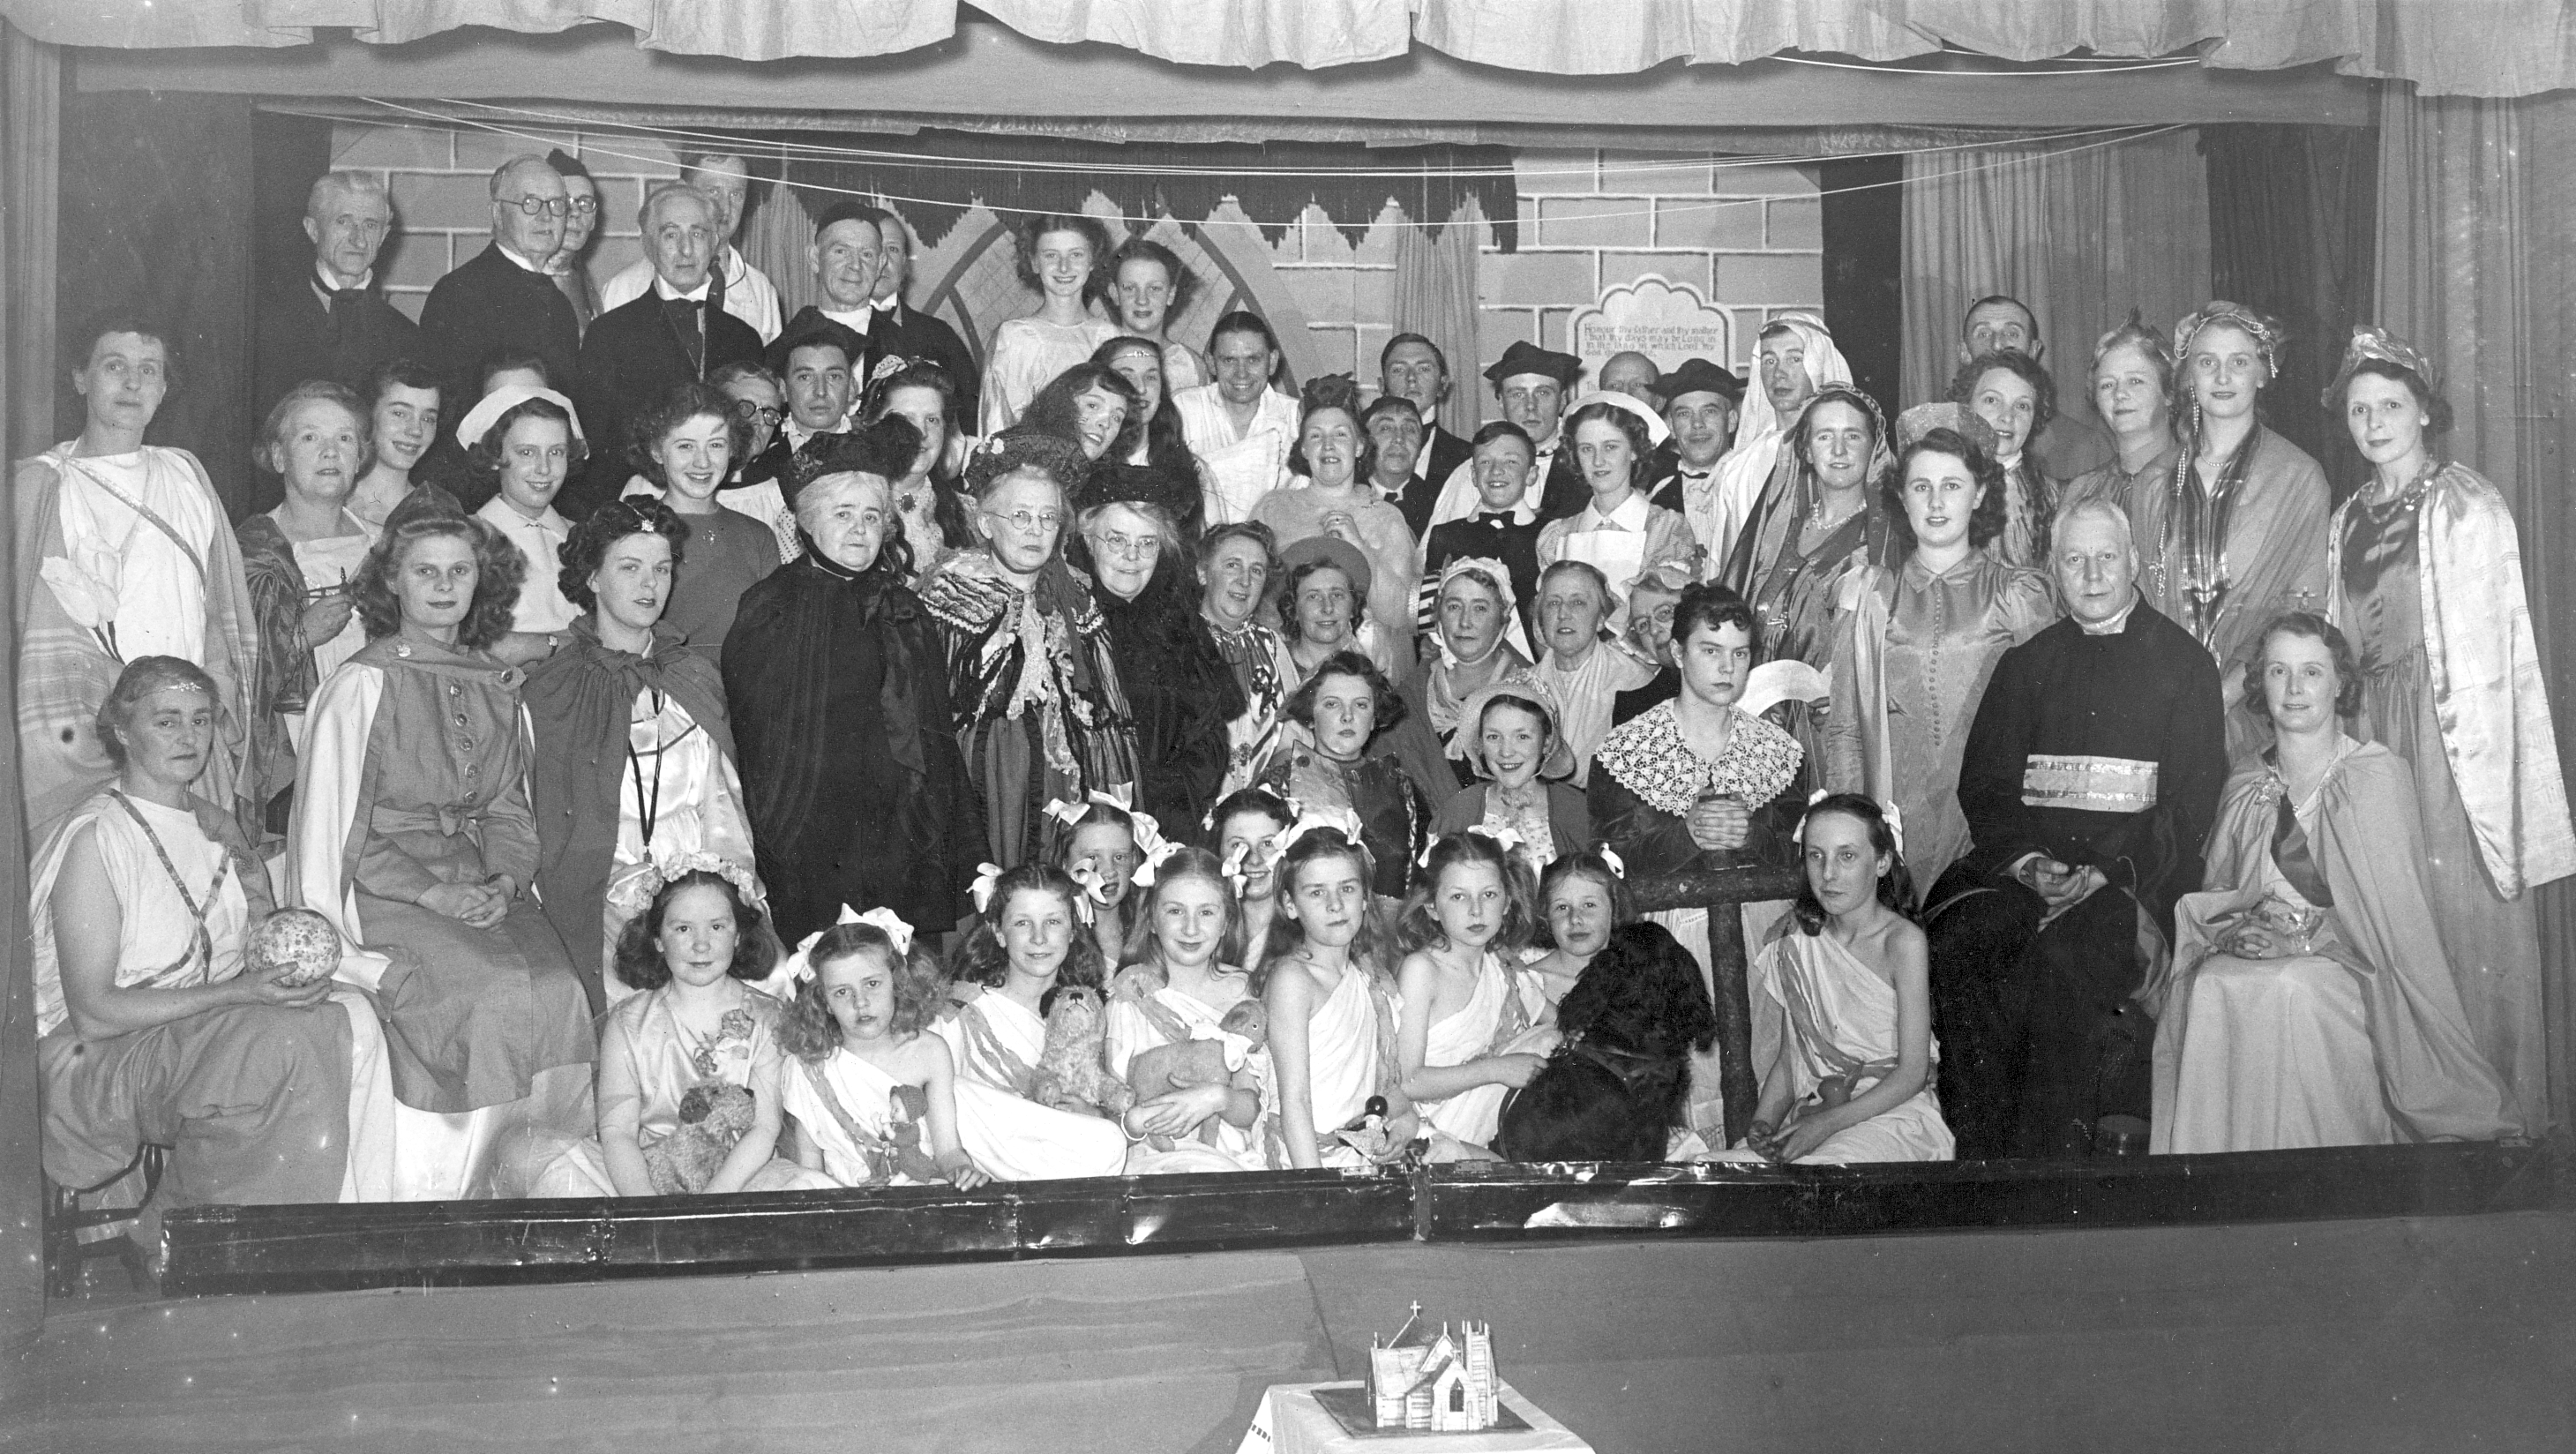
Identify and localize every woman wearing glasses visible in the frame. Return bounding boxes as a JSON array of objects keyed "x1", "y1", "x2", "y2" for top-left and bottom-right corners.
[
  {"x1": 708, "y1": 360, "x2": 798, "y2": 561},
  {"x1": 919, "y1": 431, "x2": 1141, "y2": 870},
  {"x1": 1070, "y1": 474, "x2": 1243, "y2": 836}
]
